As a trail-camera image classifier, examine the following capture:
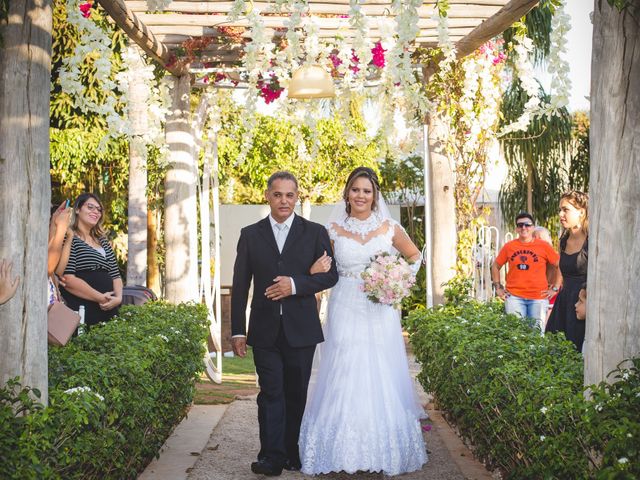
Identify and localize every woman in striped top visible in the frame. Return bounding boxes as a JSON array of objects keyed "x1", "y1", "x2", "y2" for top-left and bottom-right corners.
[{"x1": 58, "y1": 193, "x2": 122, "y2": 326}]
